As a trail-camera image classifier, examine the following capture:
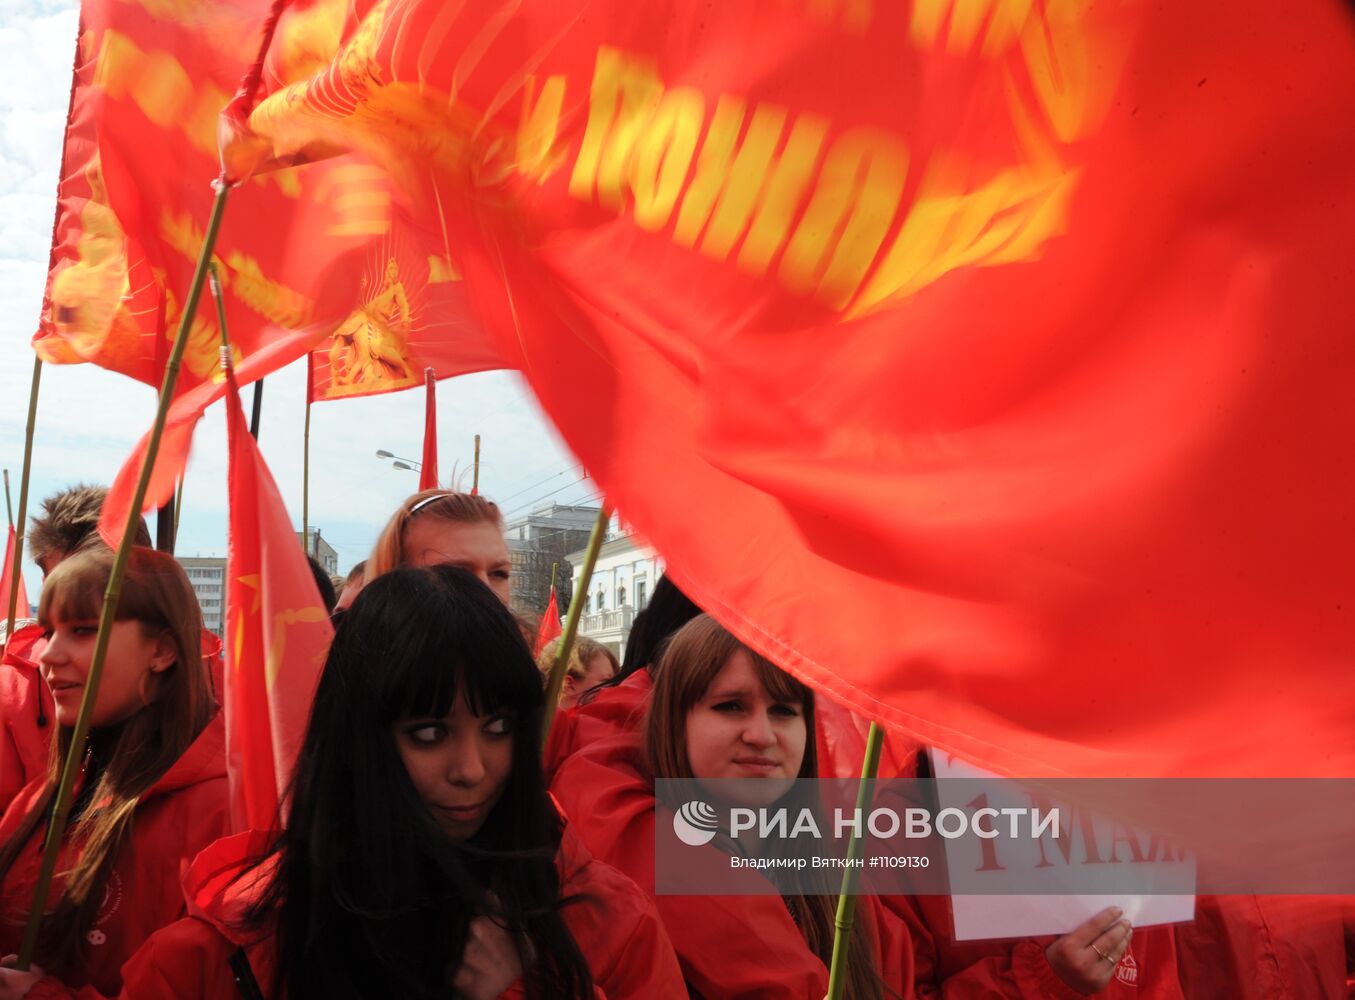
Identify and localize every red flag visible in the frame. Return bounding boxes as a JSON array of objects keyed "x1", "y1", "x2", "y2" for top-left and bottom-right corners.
[
  {"x1": 0, "y1": 528, "x2": 31, "y2": 627},
  {"x1": 234, "y1": 0, "x2": 1355, "y2": 784},
  {"x1": 35, "y1": 0, "x2": 507, "y2": 401},
  {"x1": 419, "y1": 367, "x2": 439, "y2": 490},
  {"x1": 223, "y1": 362, "x2": 333, "y2": 831},
  {"x1": 534, "y1": 587, "x2": 562, "y2": 657}
]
